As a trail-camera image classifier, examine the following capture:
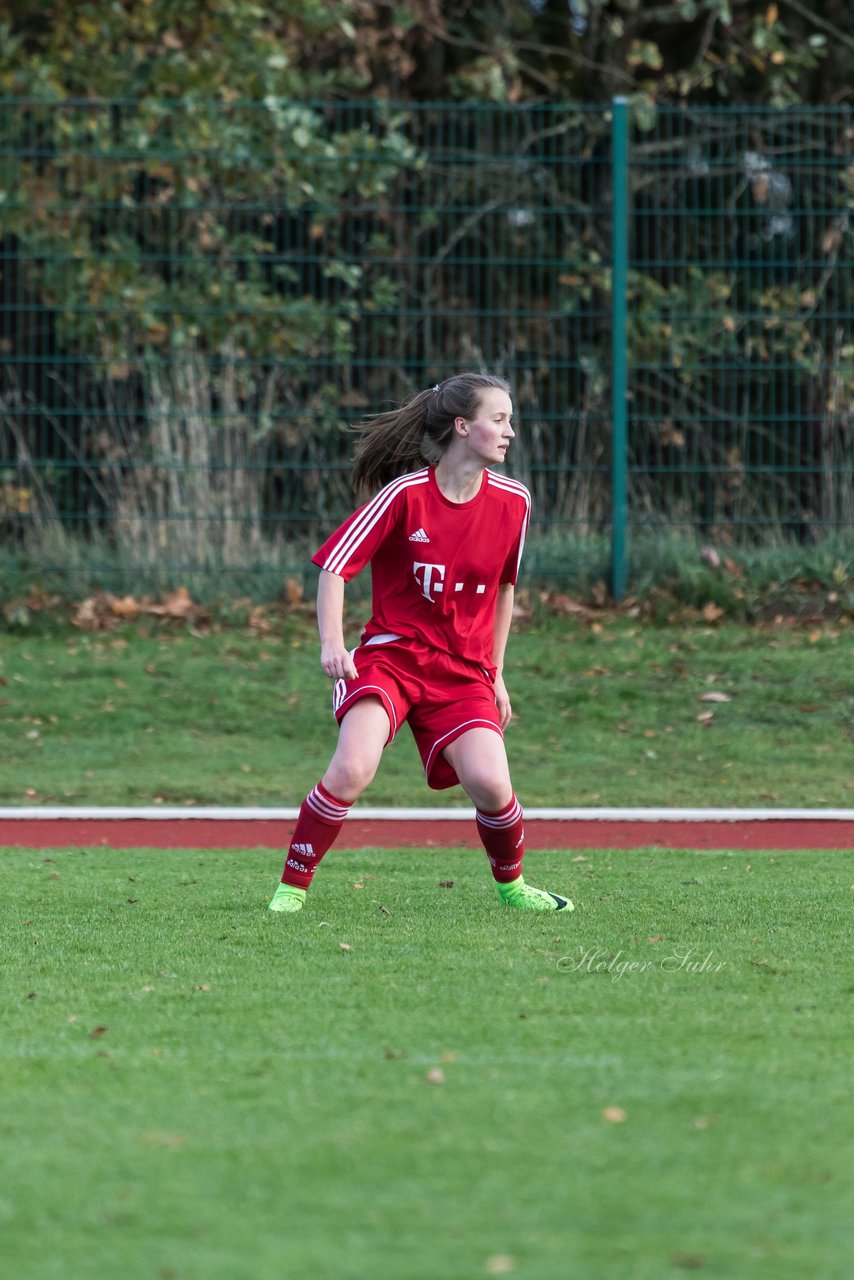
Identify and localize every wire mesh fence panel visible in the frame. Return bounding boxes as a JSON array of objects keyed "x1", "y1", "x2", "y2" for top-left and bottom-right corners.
[
  {"x1": 0, "y1": 98, "x2": 614, "y2": 592},
  {"x1": 626, "y1": 105, "x2": 853, "y2": 551},
  {"x1": 0, "y1": 98, "x2": 851, "y2": 596}
]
